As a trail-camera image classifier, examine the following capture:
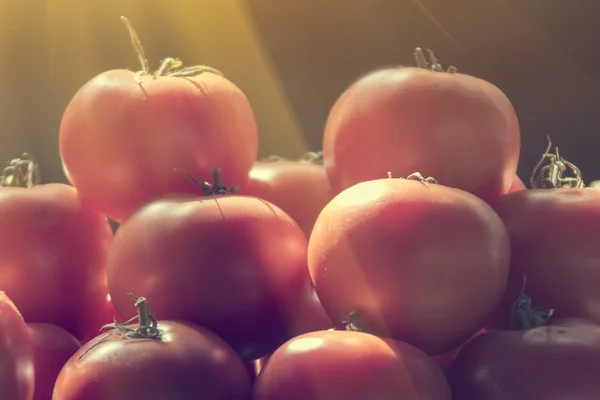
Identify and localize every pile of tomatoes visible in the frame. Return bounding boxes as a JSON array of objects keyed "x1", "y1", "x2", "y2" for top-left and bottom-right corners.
[{"x1": 1, "y1": 17, "x2": 600, "y2": 400}]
